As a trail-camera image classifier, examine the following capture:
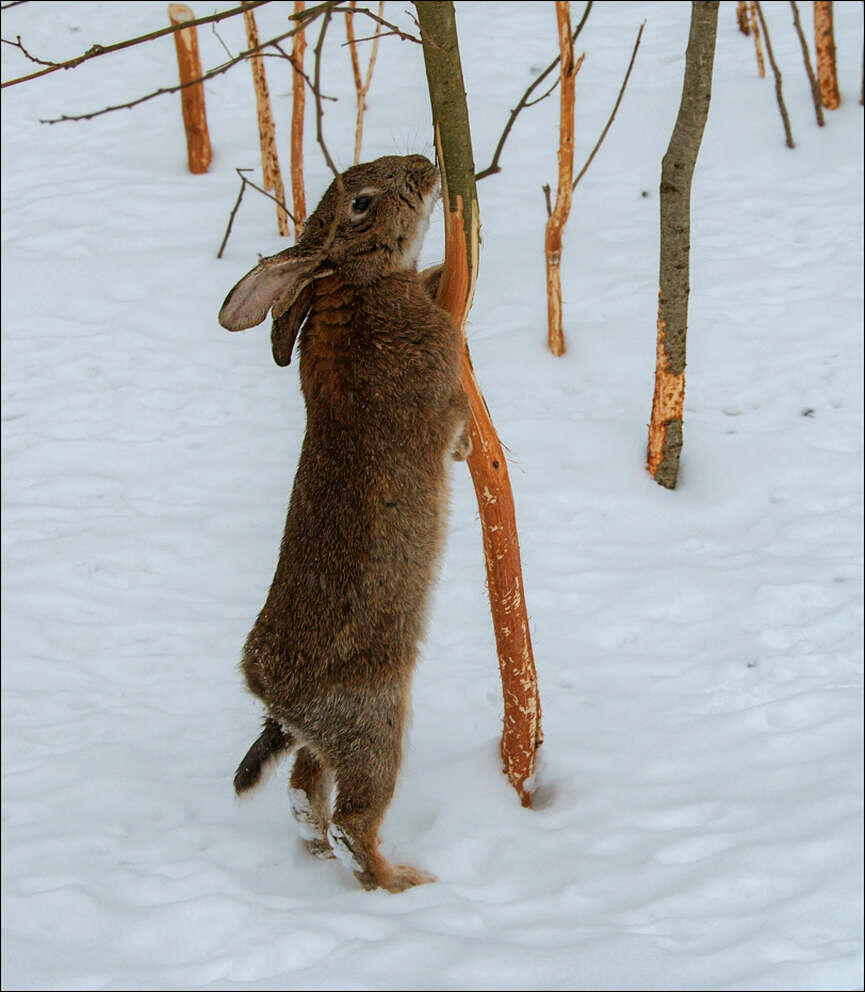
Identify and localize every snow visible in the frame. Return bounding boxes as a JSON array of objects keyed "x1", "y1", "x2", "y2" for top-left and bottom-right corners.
[{"x1": 2, "y1": 1, "x2": 862, "y2": 989}]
